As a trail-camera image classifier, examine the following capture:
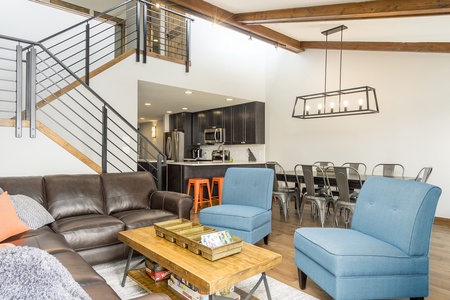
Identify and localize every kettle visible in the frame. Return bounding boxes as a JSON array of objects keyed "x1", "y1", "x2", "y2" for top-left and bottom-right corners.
[{"x1": 192, "y1": 148, "x2": 203, "y2": 159}]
